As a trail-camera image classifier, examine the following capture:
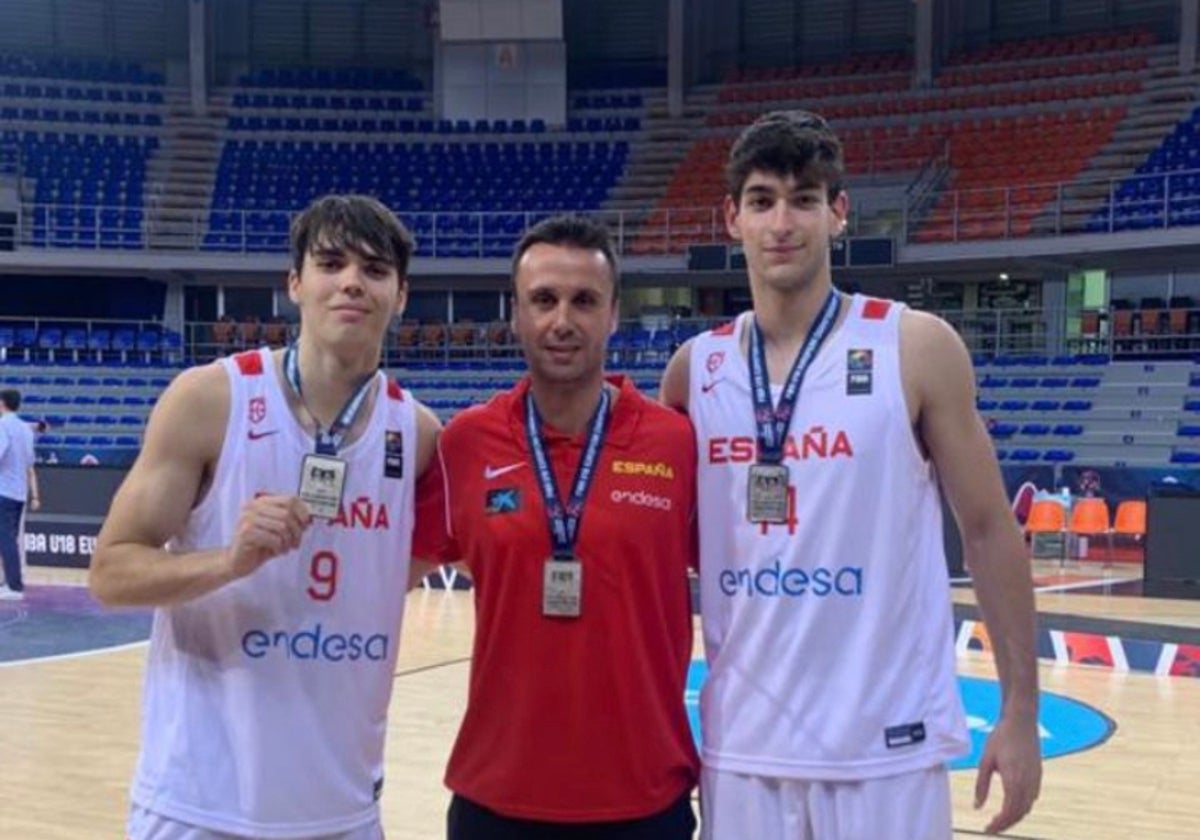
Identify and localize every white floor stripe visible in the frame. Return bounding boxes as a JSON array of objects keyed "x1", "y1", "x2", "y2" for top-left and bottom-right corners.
[
  {"x1": 955, "y1": 620, "x2": 977, "y2": 656},
  {"x1": 1156, "y1": 643, "x2": 1180, "y2": 676},
  {"x1": 0, "y1": 639, "x2": 148, "y2": 668},
  {"x1": 1106, "y1": 636, "x2": 1130, "y2": 671},
  {"x1": 1034, "y1": 576, "x2": 1141, "y2": 594},
  {"x1": 1050, "y1": 630, "x2": 1070, "y2": 663}
]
